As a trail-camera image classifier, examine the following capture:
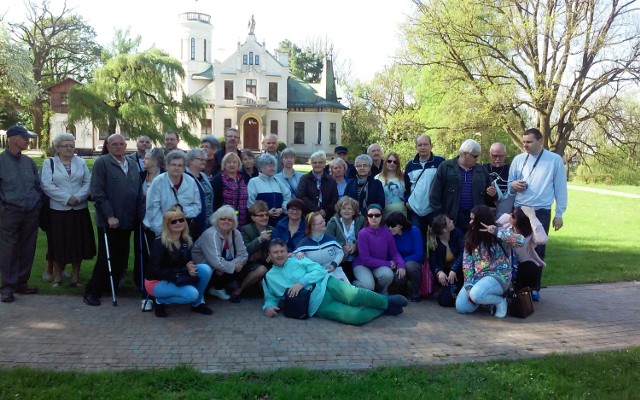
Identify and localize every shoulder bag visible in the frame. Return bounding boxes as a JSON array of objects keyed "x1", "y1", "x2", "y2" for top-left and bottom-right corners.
[{"x1": 264, "y1": 277, "x2": 314, "y2": 320}]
